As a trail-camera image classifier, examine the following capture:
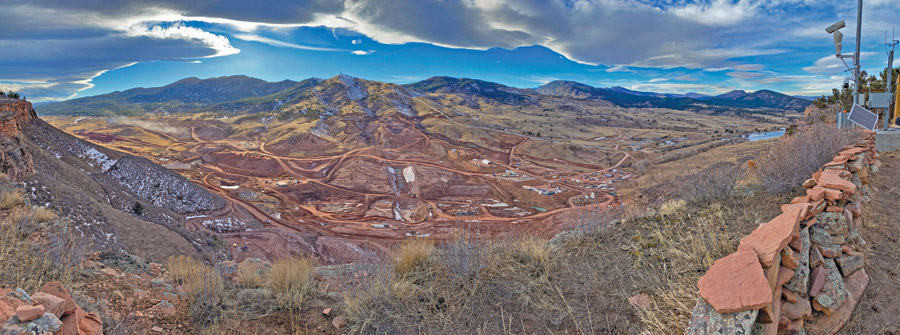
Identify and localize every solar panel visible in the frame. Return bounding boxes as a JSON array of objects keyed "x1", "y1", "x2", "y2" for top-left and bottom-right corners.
[{"x1": 848, "y1": 104, "x2": 878, "y2": 130}]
